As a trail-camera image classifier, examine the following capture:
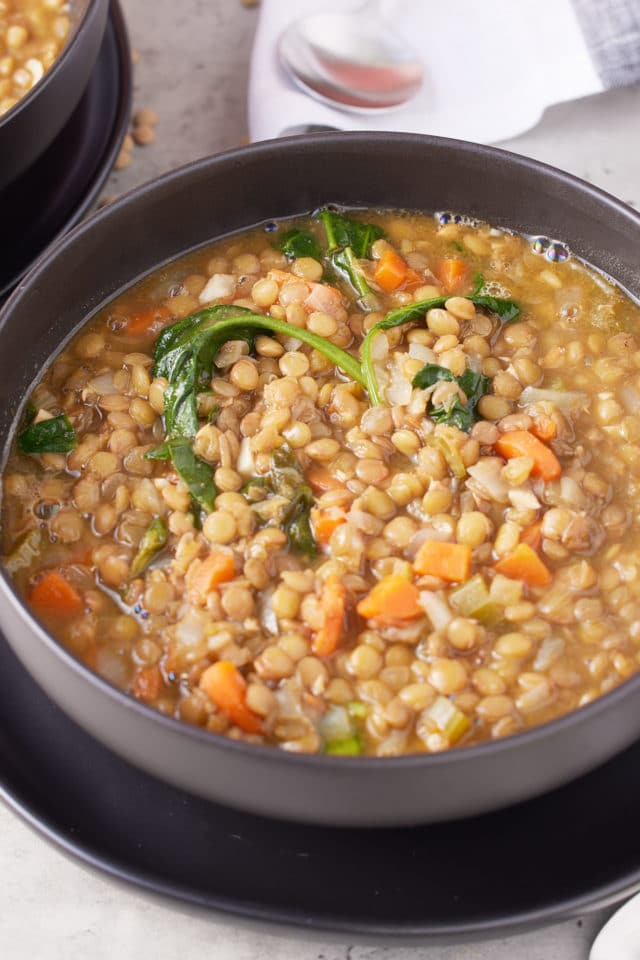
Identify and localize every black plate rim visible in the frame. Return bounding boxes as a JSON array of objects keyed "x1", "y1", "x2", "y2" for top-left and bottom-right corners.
[
  {"x1": 0, "y1": 715, "x2": 638, "y2": 943},
  {"x1": 1, "y1": 0, "x2": 131, "y2": 300}
]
